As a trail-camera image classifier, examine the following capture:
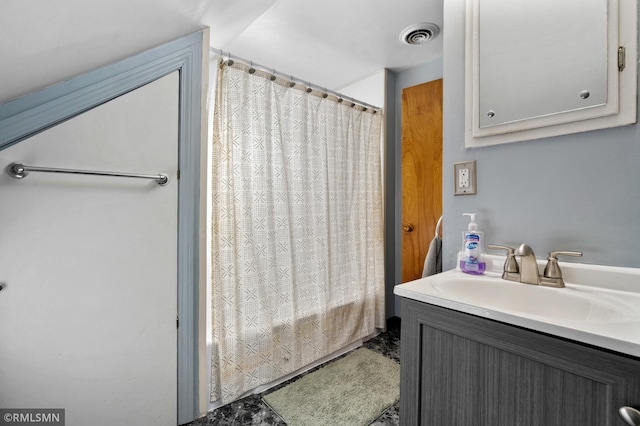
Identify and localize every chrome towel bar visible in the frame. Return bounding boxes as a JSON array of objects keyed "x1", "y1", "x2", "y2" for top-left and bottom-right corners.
[{"x1": 6, "y1": 162, "x2": 169, "y2": 185}]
